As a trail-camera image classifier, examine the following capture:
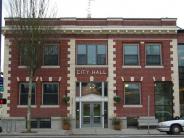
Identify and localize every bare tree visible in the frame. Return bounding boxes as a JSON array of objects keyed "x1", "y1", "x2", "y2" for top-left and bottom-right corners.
[{"x1": 7, "y1": 0, "x2": 57, "y2": 132}]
